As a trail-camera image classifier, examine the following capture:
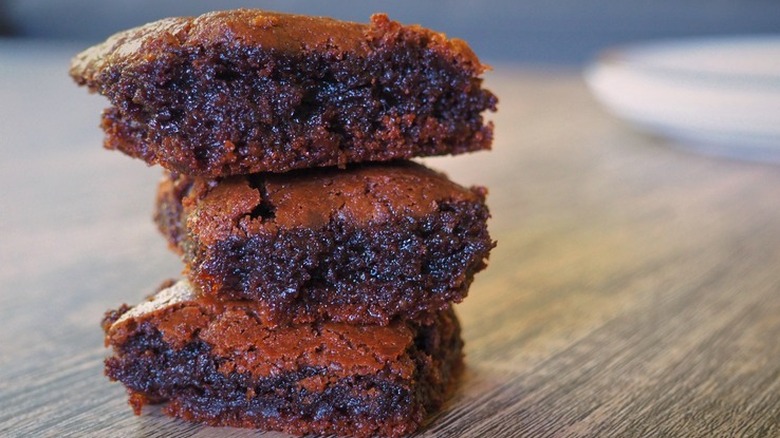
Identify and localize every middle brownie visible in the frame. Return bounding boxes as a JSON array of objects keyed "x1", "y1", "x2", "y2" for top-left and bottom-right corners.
[{"x1": 155, "y1": 161, "x2": 493, "y2": 326}]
